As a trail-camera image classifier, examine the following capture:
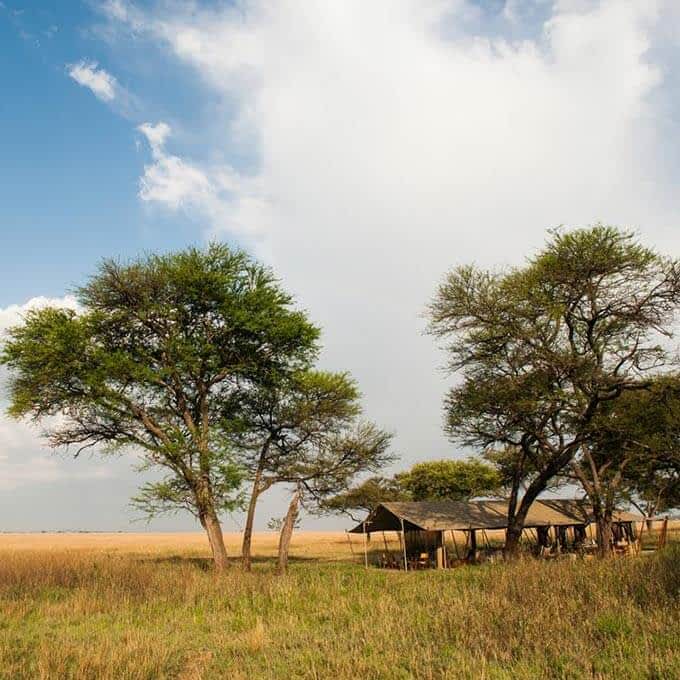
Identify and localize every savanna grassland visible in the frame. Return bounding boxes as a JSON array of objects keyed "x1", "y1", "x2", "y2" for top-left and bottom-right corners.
[{"x1": 0, "y1": 530, "x2": 678, "y2": 680}]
